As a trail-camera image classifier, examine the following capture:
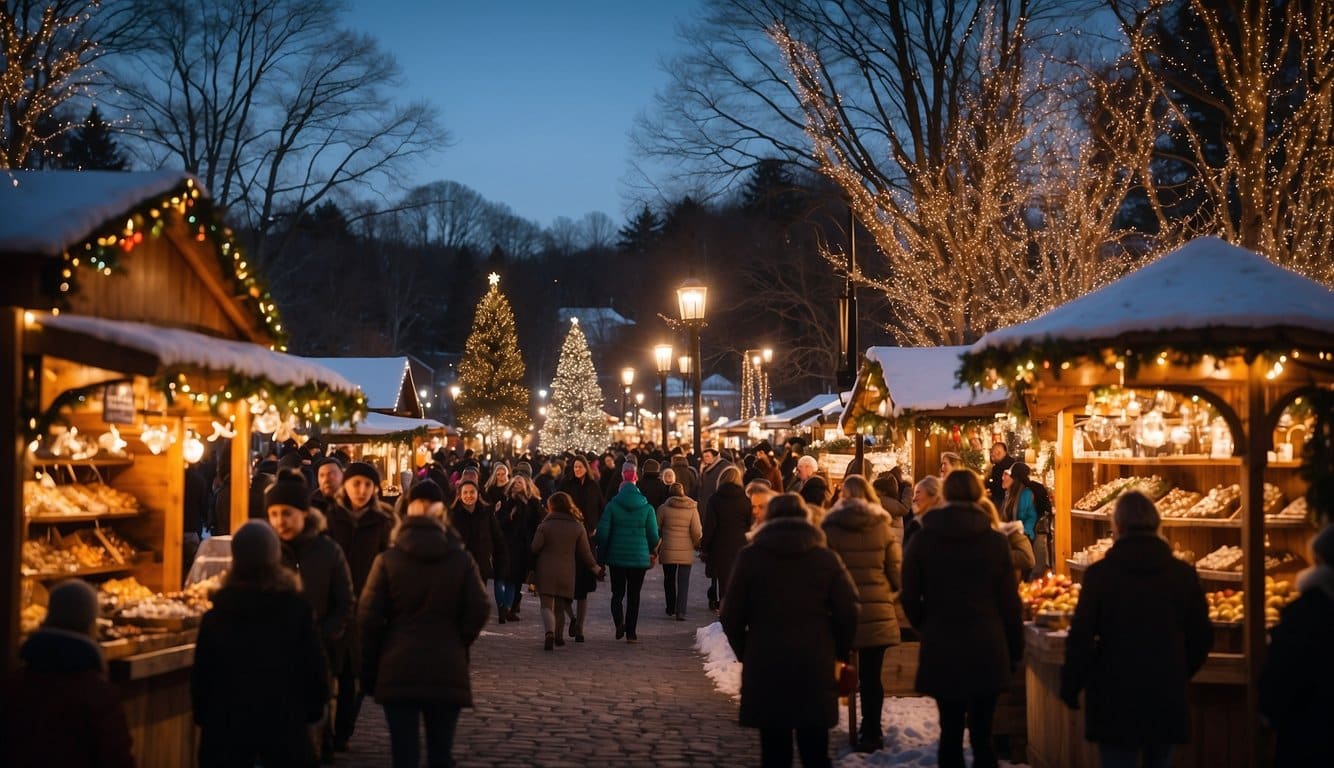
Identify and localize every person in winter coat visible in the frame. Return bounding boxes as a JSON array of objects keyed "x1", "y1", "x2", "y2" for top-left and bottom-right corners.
[
  {"x1": 1, "y1": 579, "x2": 135, "y2": 768},
  {"x1": 358, "y1": 480, "x2": 490, "y2": 768},
  {"x1": 599, "y1": 452, "x2": 622, "y2": 502},
  {"x1": 669, "y1": 451, "x2": 699, "y2": 499},
  {"x1": 982, "y1": 497, "x2": 1035, "y2": 581},
  {"x1": 722, "y1": 493, "x2": 860, "y2": 768},
  {"x1": 1060, "y1": 491, "x2": 1212, "y2": 768},
  {"x1": 531, "y1": 491, "x2": 604, "y2": 649},
  {"x1": 656, "y1": 482, "x2": 703, "y2": 620},
  {"x1": 821, "y1": 475, "x2": 903, "y2": 753},
  {"x1": 193, "y1": 522, "x2": 330, "y2": 768},
  {"x1": 901, "y1": 470, "x2": 1023, "y2": 768},
  {"x1": 905, "y1": 475, "x2": 943, "y2": 547},
  {"x1": 697, "y1": 448, "x2": 732, "y2": 513},
  {"x1": 637, "y1": 458, "x2": 669, "y2": 509},
  {"x1": 594, "y1": 465, "x2": 660, "y2": 643},
  {"x1": 985, "y1": 443, "x2": 1015, "y2": 511},
  {"x1": 494, "y1": 476, "x2": 542, "y2": 623},
  {"x1": 700, "y1": 466, "x2": 752, "y2": 612},
  {"x1": 557, "y1": 456, "x2": 604, "y2": 634},
  {"x1": 267, "y1": 470, "x2": 355, "y2": 762},
  {"x1": 449, "y1": 479, "x2": 508, "y2": 585},
  {"x1": 1260, "y1": 522, "x2": 1334, "y2": 766},
  {"x1": 482, "y1": 461, "x2": 511, "y2": 507},
  {"x1": 325, "y1": 461, "x2": 395, "y2": 750},
  {"x1": 1000, "y1": 463, "x2": 1037, "y2": 542}
]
